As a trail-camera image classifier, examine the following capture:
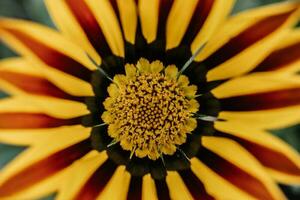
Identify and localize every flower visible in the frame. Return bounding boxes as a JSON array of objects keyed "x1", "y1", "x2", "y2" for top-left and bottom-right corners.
[{"x1": 0, "y1": 0, "x2": 300, "y2": 199}]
